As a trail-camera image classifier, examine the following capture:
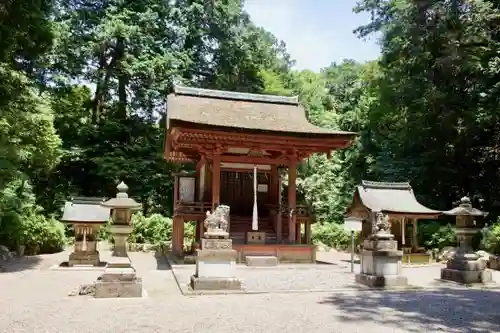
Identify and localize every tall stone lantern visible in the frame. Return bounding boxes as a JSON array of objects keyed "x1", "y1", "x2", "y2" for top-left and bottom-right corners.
[
  {"x1": 94, "y1": 181, "x2": 143, "y2": 298},
  {"x1": 441, "y1": 196, "x2": 492, "y2": 284},
  {"x1": 101, "y1": 181, "x2": 141, "y2": 257}
]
